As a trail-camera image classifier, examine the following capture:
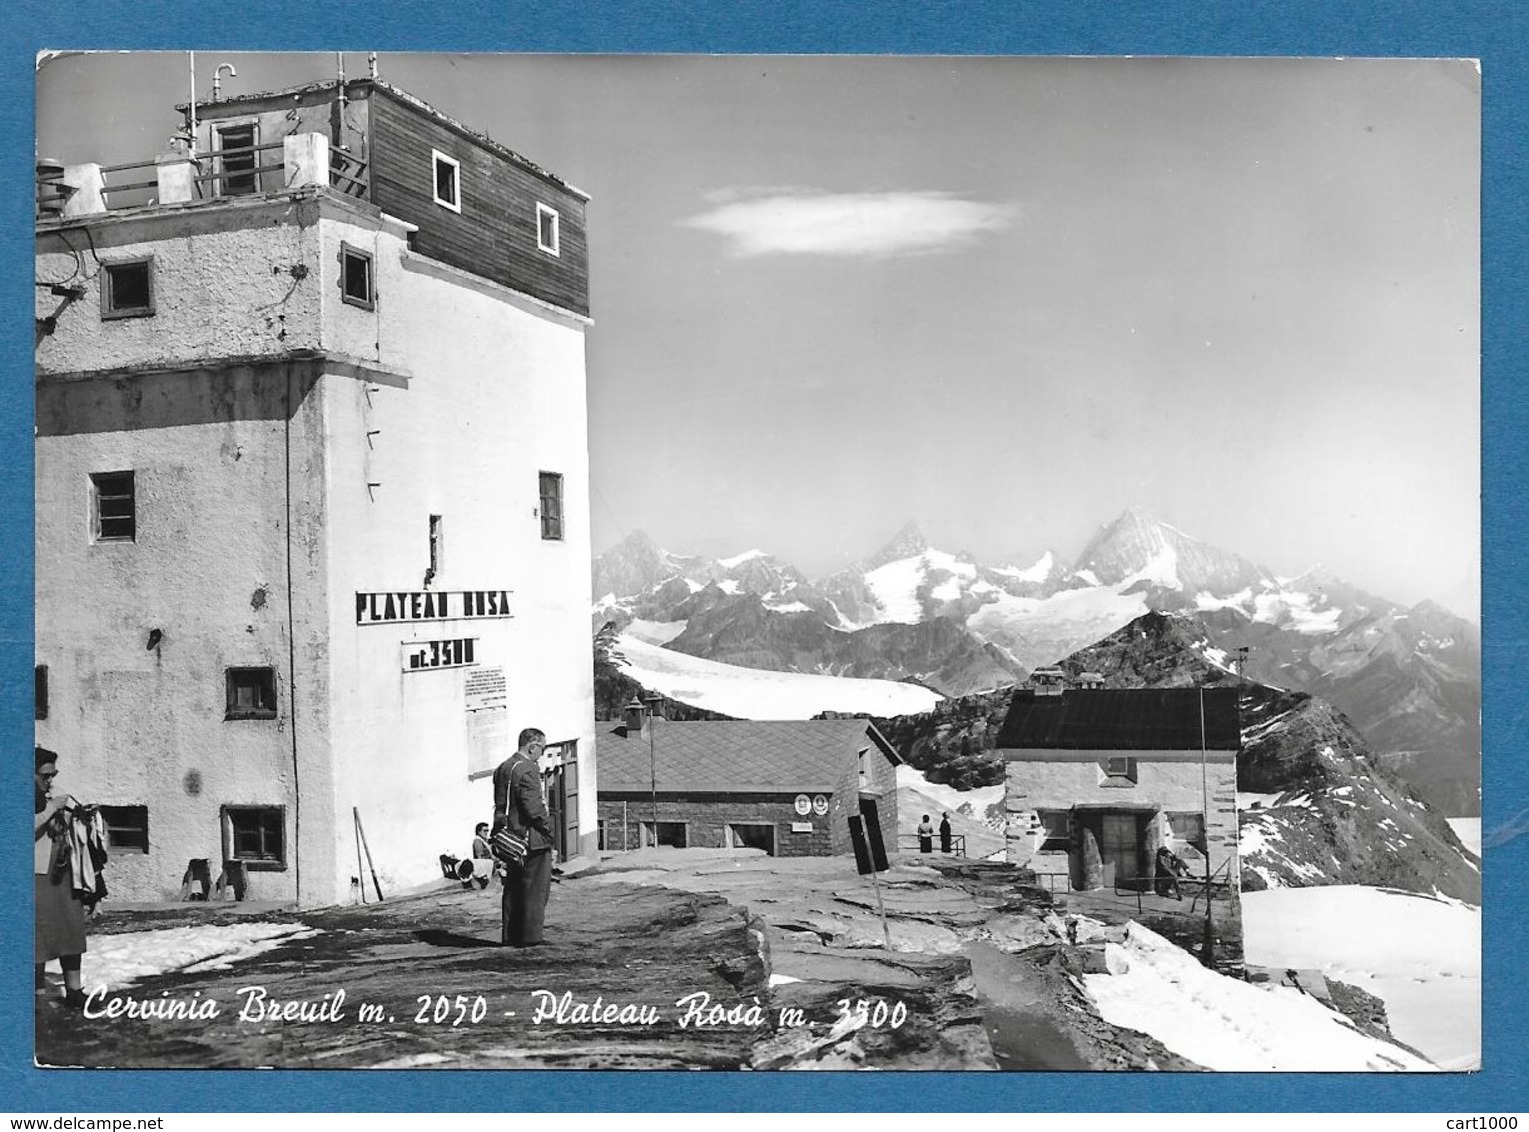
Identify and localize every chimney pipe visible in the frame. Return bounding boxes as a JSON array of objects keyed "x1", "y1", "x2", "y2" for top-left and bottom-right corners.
[{"x1": 623, "y1": 697, "x2": 645, "y2": 734}]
